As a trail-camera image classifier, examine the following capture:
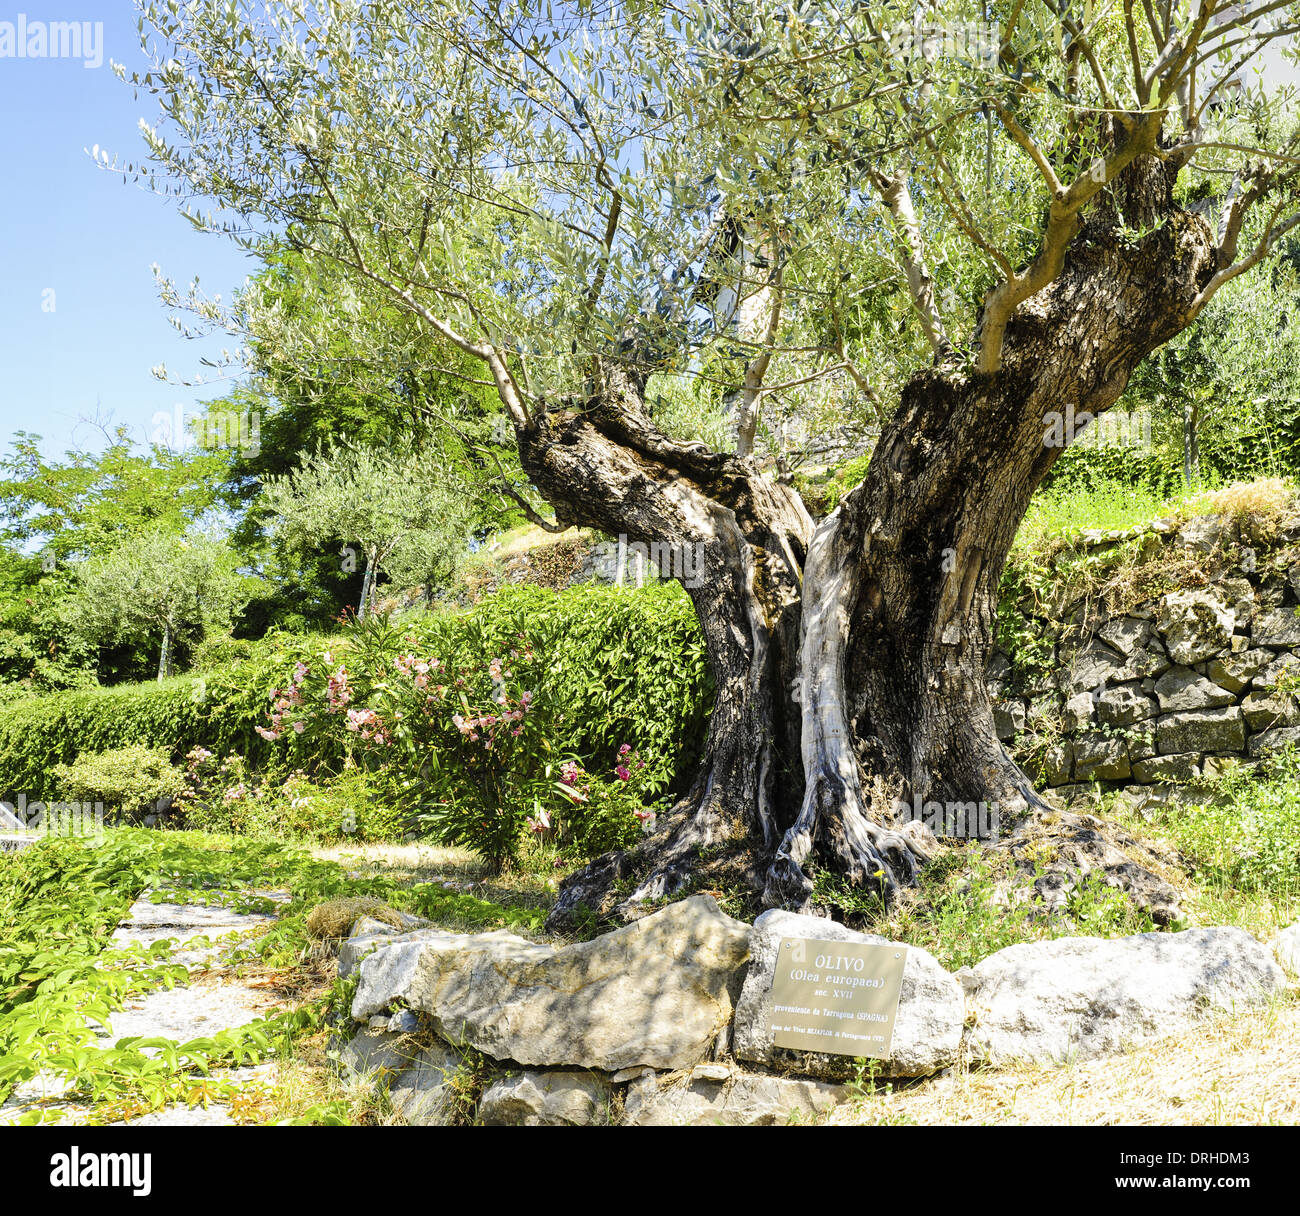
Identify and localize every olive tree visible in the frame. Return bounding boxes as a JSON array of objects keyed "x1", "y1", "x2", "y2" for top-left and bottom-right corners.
[
  {"x1": 121, "y1": 0, "x2": 1300, "y2": 923},
  {"x1": 260, "y1": 441, "x2": 472, "y2": 617},
  {"x1": 64, "y1": 529, "x2": 247, "y2": 681}
]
